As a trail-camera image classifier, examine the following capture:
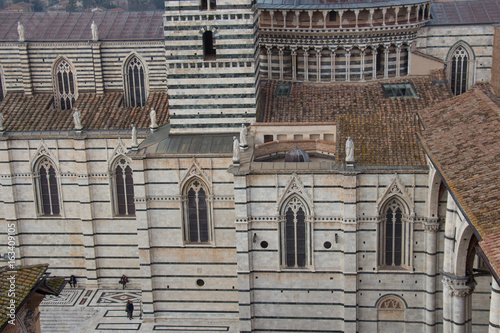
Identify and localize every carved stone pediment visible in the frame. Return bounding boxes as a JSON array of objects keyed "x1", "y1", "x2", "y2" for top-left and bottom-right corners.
[
  {"x1": 108, "y1": 139, "x2": 129, "y2": 168},
  {"x1": 180, "y1": 158, "x2": 211, "y2": 189},
  {"x1": 31, "y1": 140, "x2": 59, "y2": 170},
  {"x1": 377, "y1": 174, "x2": 414, "y2": 216},
  {"x1": 277, "y1": 173, "x2": 313, "y2": 214}
]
